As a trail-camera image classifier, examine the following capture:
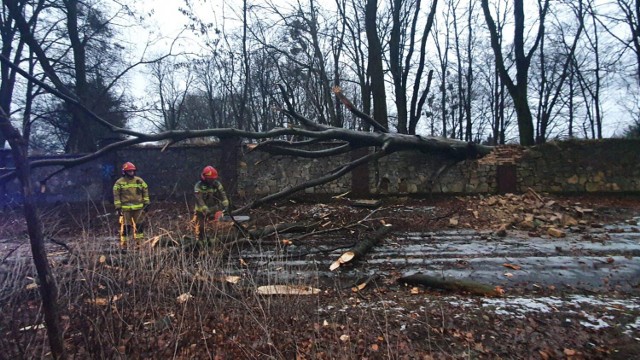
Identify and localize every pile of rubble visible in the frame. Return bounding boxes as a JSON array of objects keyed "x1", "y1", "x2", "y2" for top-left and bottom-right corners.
[{"x1": 462, "y1": 189, "x2": 599, "y2": 237}]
